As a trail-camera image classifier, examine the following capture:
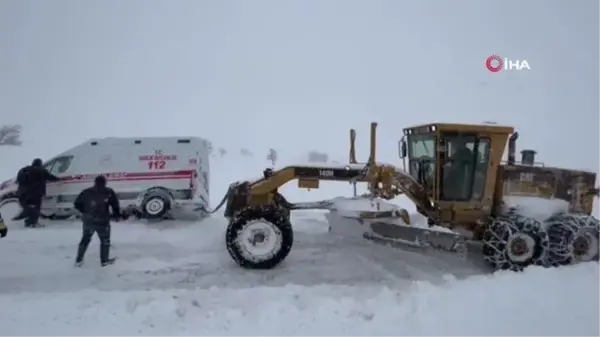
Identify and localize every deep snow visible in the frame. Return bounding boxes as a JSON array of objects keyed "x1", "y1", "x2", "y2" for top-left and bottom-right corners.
[
  {"x1": 0, "y1": 149, "x2": 599, "y2": 335},
  {"x1": 2, "y1": 263, "x2": 598, "y2": 336},
  {"x1": 0, "y1": 200, "x2": 599, "y2": 335}
]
